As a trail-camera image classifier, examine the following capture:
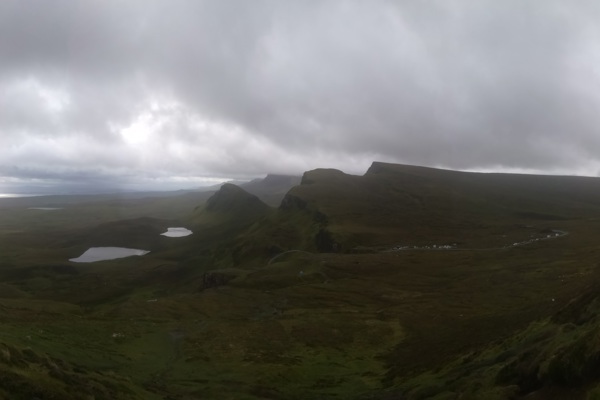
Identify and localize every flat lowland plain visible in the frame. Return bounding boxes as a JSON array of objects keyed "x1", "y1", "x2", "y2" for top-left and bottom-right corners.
[{"x1": 1, "y1": 164, "x2": 600, "y2": 399}]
